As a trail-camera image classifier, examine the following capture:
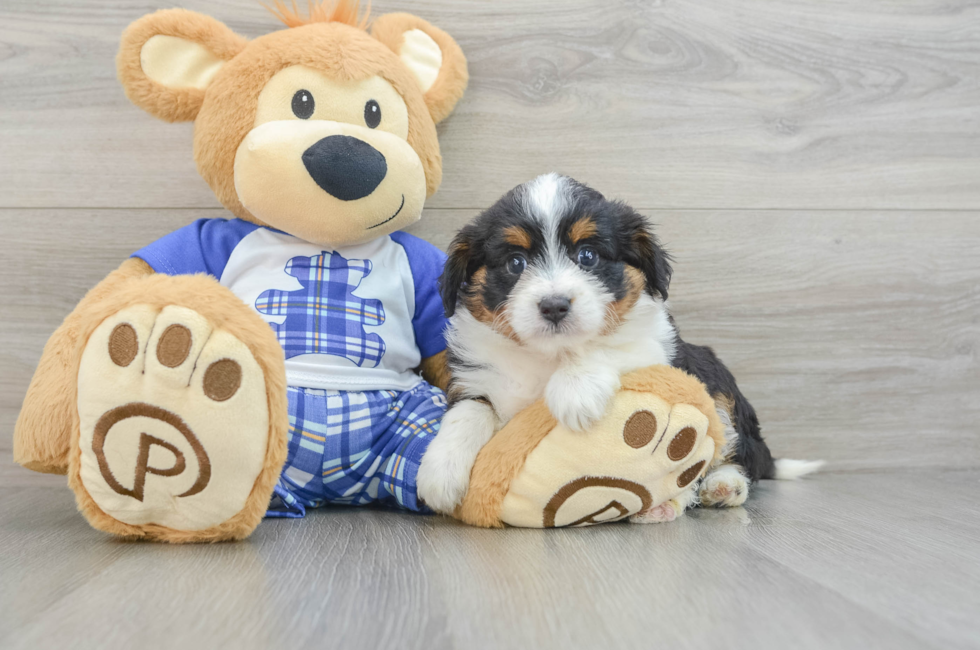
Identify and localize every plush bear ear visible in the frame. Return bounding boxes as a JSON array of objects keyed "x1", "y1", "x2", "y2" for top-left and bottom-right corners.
[
  {"x1": 371, "y1": 13, "x2": 469, "y2": 124},
  {"x1": 117, "y1": 9, "x2": 248, "y2": 123}
]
